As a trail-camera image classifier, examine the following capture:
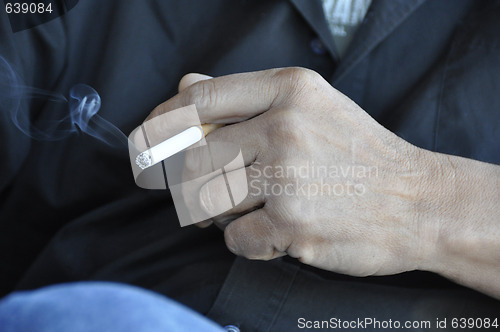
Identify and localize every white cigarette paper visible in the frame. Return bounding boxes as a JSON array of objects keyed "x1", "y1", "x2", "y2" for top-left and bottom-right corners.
[{"x1": 135, "y1": 126, "x2": 204, "y2": 170}]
